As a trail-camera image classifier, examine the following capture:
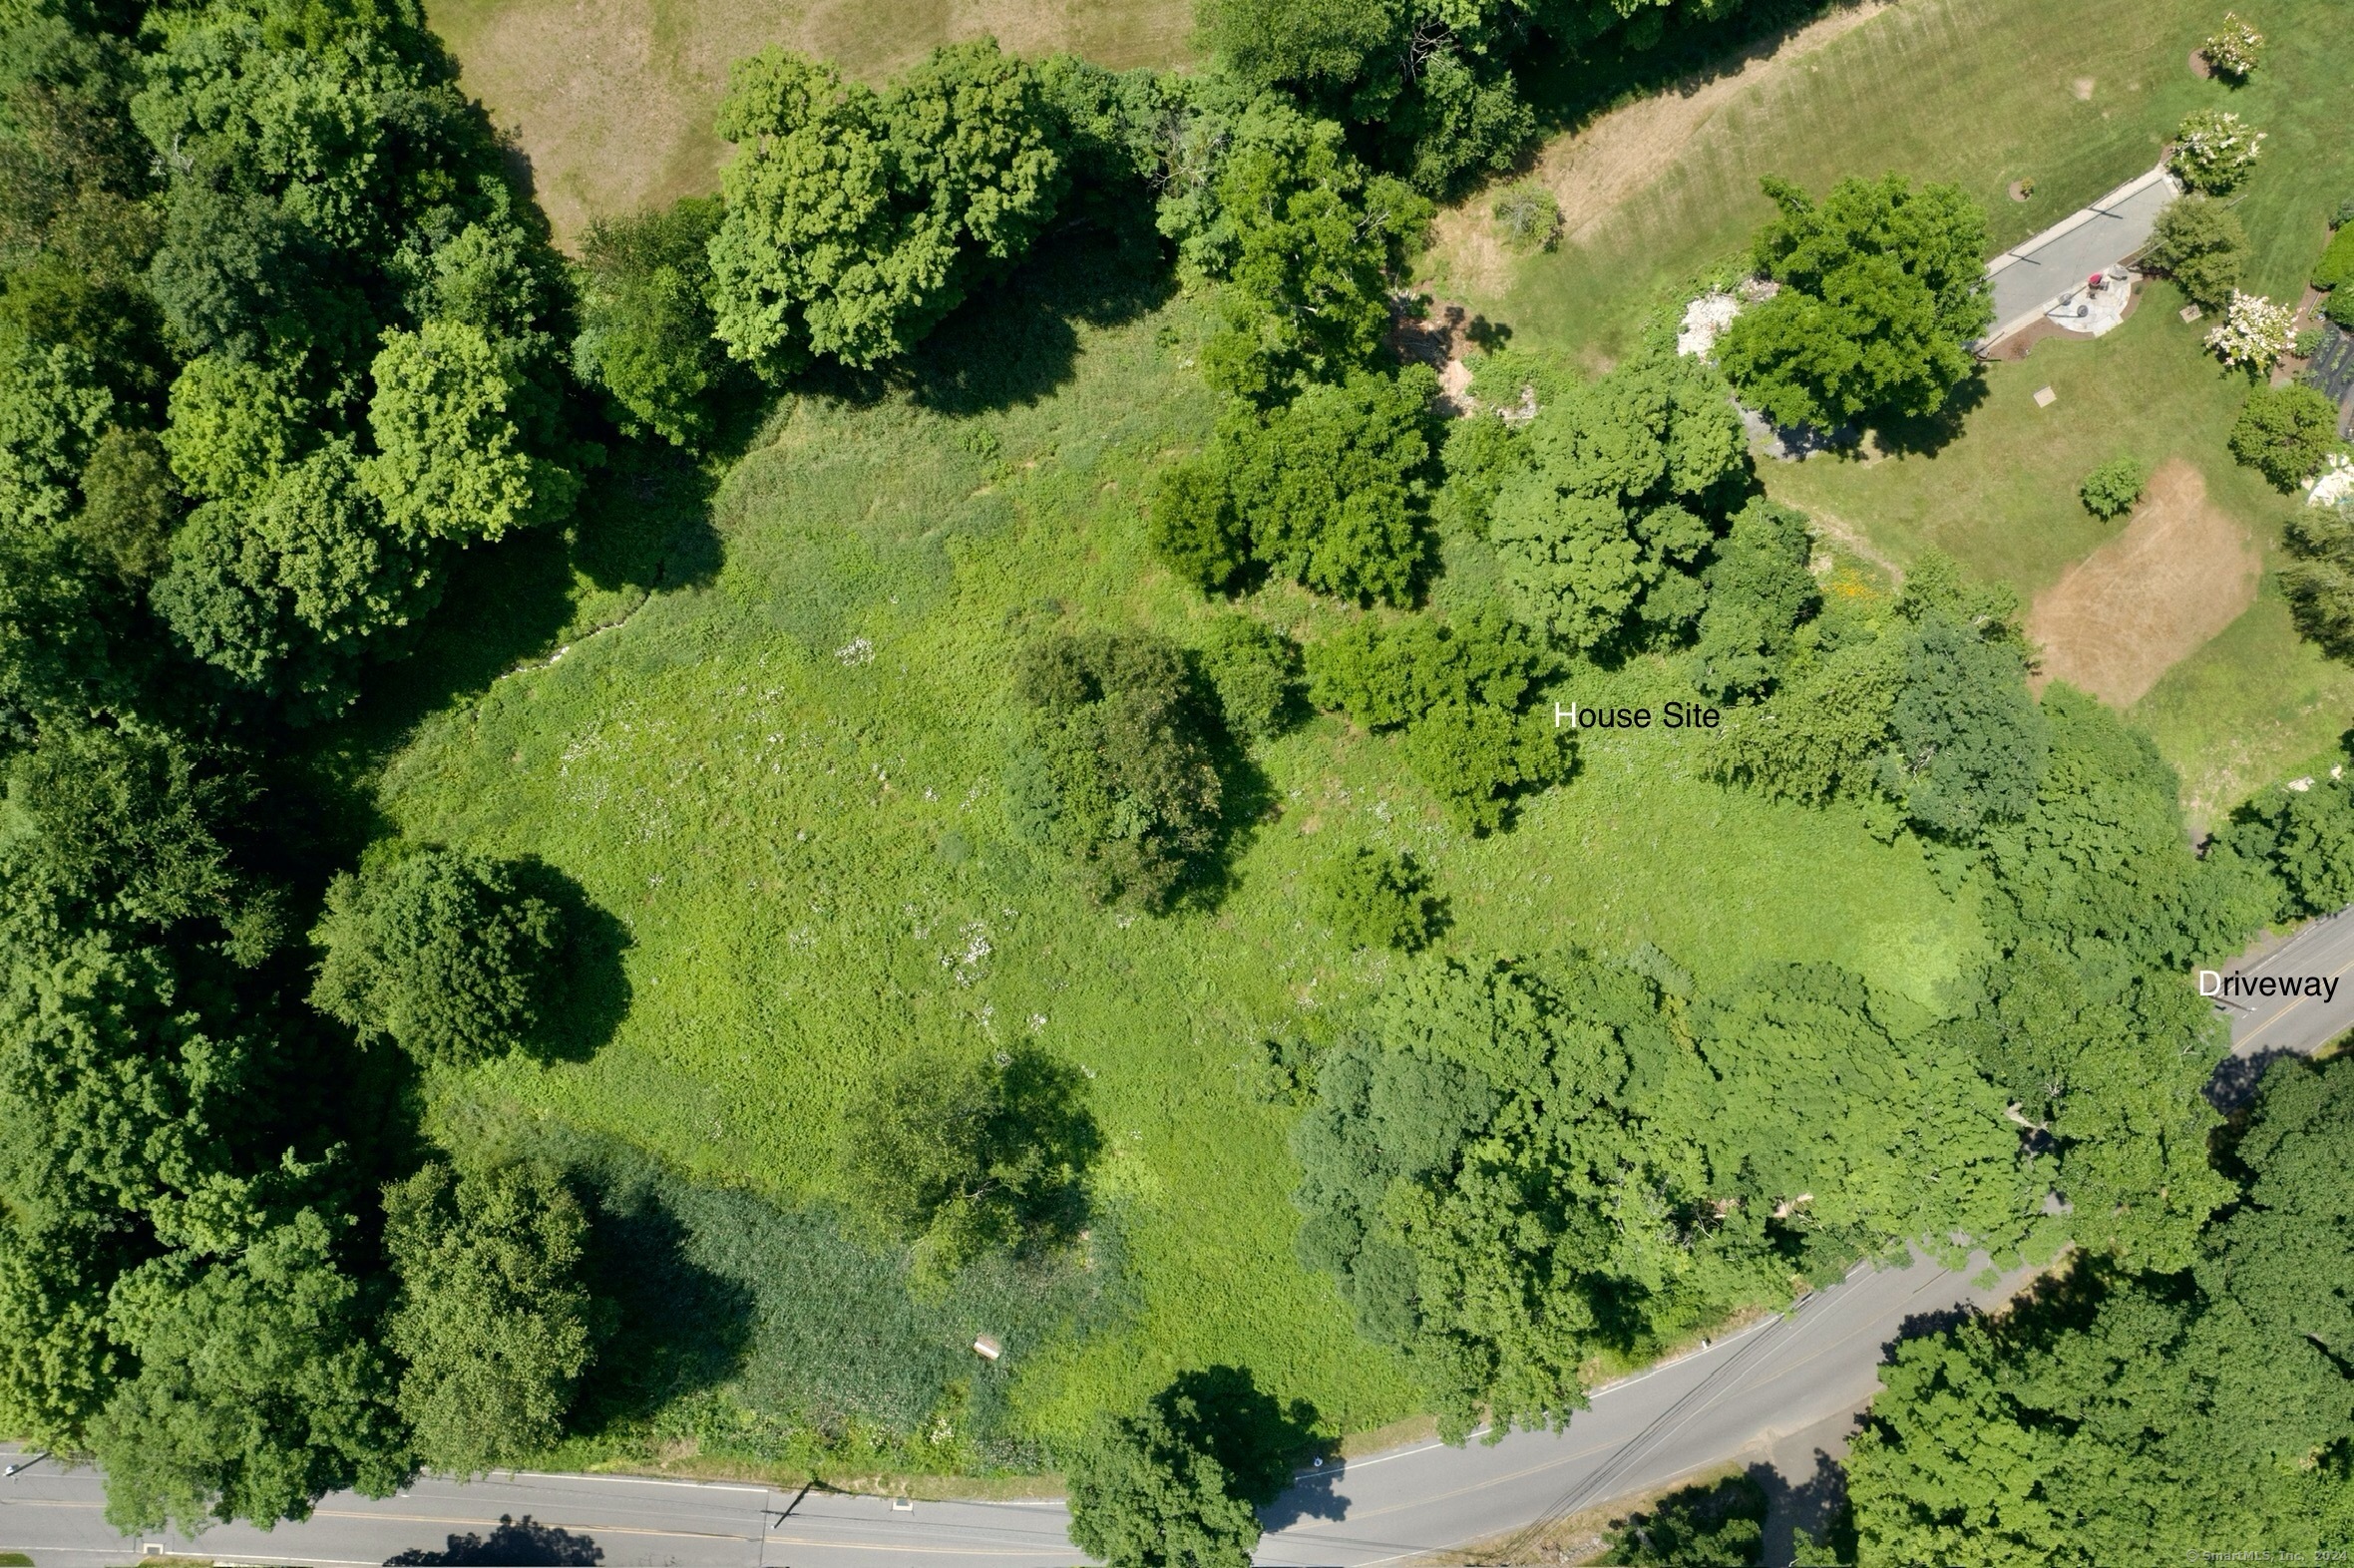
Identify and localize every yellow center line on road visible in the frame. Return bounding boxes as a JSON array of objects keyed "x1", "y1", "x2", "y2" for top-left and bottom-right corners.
[
  {"x1": 0, "y1": 1497, "x2": 102, "y2": 1507},
  {"x1": 2237, "y1": 951, "x2": 2354, "y2": 1048}
]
